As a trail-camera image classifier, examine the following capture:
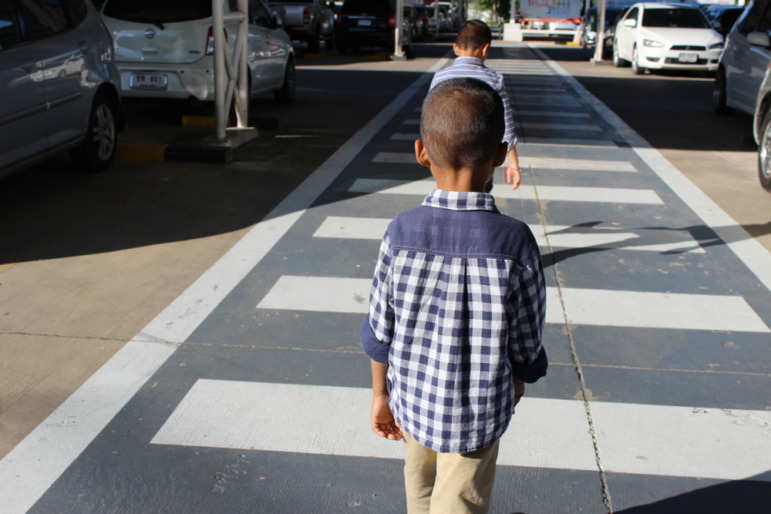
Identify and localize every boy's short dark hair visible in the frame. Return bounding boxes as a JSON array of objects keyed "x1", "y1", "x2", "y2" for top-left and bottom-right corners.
[
  {"x1": 420, "y1": 78, "x2": 504, "y2": 171},
  {"x1": 456, "y1": 20, "x2": 492, "y2": 50}
]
